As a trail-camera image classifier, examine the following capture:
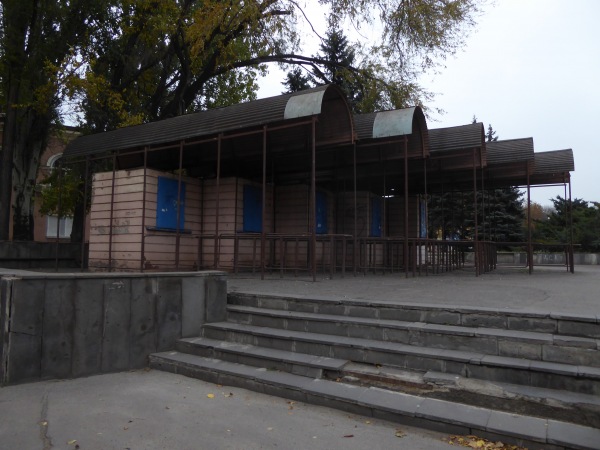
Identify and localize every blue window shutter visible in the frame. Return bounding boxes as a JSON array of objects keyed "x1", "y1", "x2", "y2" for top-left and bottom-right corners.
[
  {"x1": 157, "y1": 177, "x2": 185, "y2": 230},
  {"x1": 370, "y1": 197, "x2": 382, "y2": 237},
  {"x1": 243, "y1": 185, "x2": 262, "y2": 232},
  {"x1": 316, "y1": 191, "x2": 328, "y2": 234}
]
